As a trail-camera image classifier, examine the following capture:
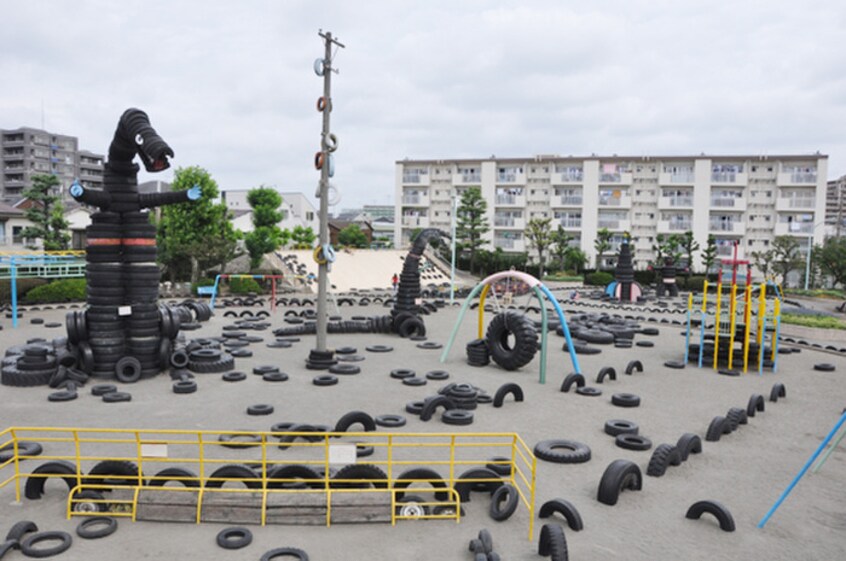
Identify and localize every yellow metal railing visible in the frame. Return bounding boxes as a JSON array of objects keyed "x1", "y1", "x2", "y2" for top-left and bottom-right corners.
[{"x1": 0, "y1": 427, "x2": 538, "y2": 539}]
